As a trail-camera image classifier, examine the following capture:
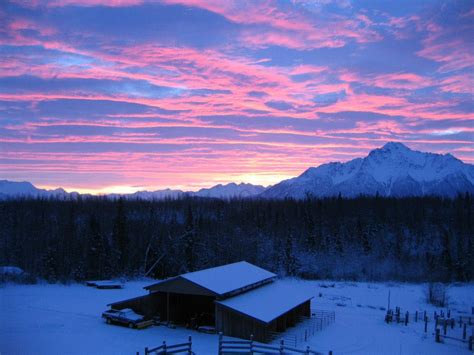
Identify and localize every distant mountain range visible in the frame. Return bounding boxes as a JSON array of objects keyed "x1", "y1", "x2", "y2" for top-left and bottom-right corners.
[
  {"x1": 0, "y1": 180, "x2": 266, "y2": 200},
  {"x1": 0, "y1": 180, "x2": 79, "y2": 200},
  {"x1": 2, "y1": 142, "x2": 473, "y2": 200},
  {"x1": 108, "y1": 182, "x2": 266, "y2": 200}
]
